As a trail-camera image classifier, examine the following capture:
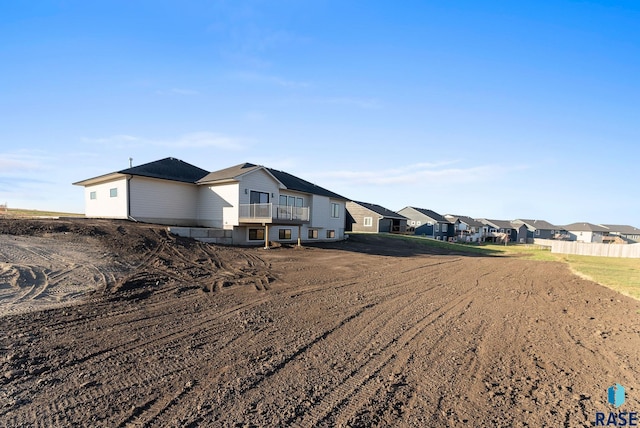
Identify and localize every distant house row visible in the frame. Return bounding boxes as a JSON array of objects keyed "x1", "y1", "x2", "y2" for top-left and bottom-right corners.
[
  {"x1": 345, "y1": 202, "x2": 640, "y2": 245},
  {"x1": 74, "y1": 157, "x2": 640, "y2": 246}
]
